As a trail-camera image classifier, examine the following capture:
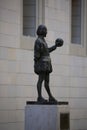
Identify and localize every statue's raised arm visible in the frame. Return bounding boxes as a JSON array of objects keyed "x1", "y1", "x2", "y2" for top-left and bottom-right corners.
[{"x1": 48, "y1": 38, "x2": 64, "y2": 52}]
